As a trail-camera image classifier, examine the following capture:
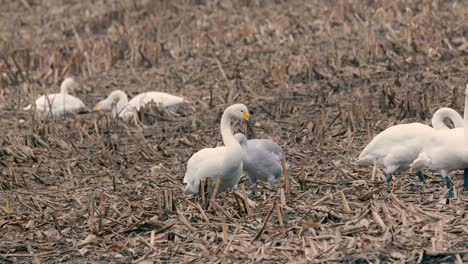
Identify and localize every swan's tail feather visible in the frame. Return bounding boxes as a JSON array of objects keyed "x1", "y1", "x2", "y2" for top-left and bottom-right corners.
[
  {"x1": 23, "y1": 104, "x2": 32, "y2": 111},
  {"x1": 410, "y1": 153, "x2": 430, "y2": 172}
]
